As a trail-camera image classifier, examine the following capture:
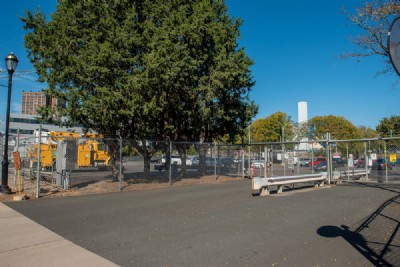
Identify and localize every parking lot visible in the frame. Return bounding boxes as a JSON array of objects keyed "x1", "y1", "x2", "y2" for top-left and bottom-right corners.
[{"x1": 5, "y1": 180, "x2": 400, "y2": 266}]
